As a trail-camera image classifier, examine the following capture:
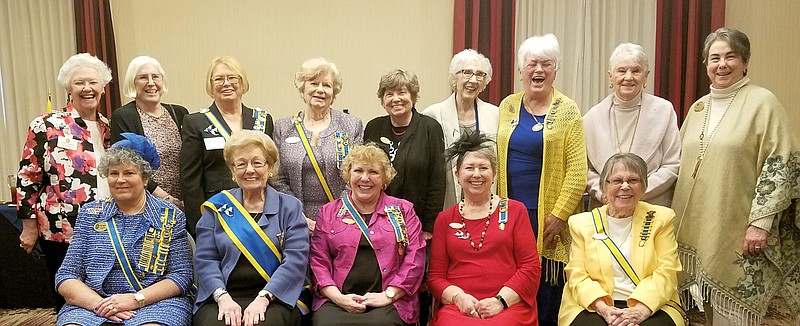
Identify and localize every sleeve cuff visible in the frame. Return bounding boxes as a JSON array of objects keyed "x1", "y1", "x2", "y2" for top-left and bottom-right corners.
[{"x1": 750, "y1": 214, "x2": 776, "y2": 232}]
